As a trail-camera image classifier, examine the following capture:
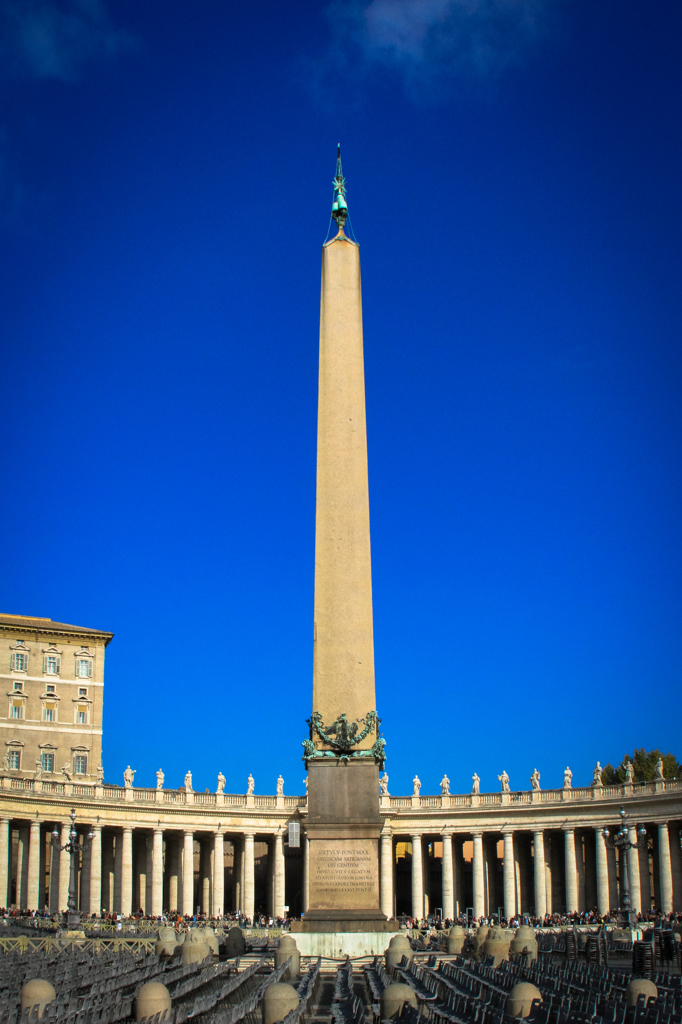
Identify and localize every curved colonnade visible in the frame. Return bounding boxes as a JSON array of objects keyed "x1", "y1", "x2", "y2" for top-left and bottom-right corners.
[{"x1": 1, "y1": 778, "x2": 681, "y2": 921}]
